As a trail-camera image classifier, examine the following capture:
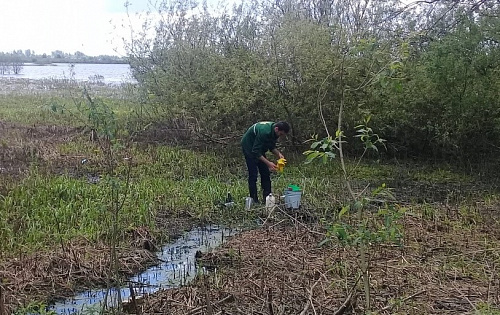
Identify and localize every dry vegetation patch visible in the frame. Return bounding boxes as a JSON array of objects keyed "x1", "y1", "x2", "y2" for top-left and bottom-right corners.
[
  {"x1": 0, "y1": 120, "x2": 86, "y2": 192},
  {"x1": 138, "y1": 206, "x2": 500, "y2": 315},
  {"x1": 0, "y1": 120, "x2": 83, "y2": 155}
]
